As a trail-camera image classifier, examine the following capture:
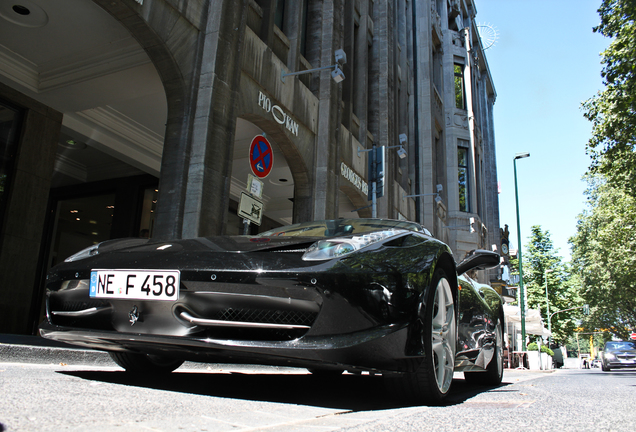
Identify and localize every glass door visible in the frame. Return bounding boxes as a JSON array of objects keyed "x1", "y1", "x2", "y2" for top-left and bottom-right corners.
[{"x1": 49, "y1": 193, "x2": 115, "y2": 267}]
